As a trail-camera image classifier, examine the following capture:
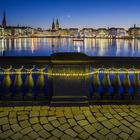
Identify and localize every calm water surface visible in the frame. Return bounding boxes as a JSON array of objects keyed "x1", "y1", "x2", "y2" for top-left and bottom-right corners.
[{"x1": 0, "y1": 38, "x2": 140, "y2": 57}]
